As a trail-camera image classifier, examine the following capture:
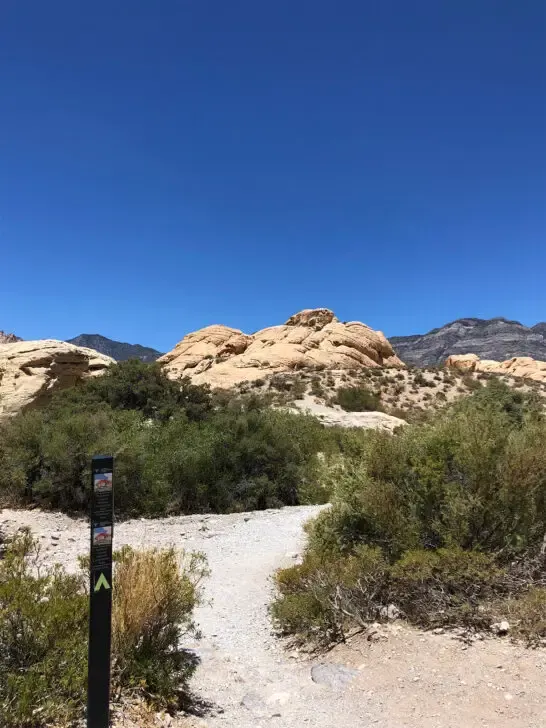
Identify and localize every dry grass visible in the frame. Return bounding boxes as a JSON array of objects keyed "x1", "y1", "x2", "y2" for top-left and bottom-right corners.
[
  {"x1": 498, "y1": 587, "x2": 546, "y2": 646},
  {"x1": 112, "y1": 546, "x2": 209, "y2": 704}
]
